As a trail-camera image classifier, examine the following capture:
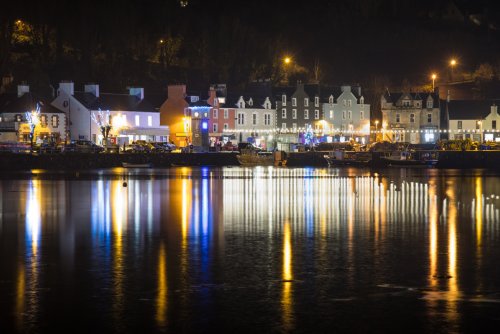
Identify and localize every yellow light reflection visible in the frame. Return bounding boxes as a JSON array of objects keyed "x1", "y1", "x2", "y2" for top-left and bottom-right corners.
[
  {"x1": 112, "y1": 180, "x2": 127, "y2": 321},
  {"x1": 282, "y1": 221, "x2": 293, "y2": 331},
  {"x1": 446, "y1": 183, "x2": 460, "y2": 322},
  {"x1": 156, "y1": 243, "x2": 167, "y2": 327},
  {"x1": 475, "y1": 177, "x2": 483, "y2": 249},
  {"x1": 15, "y1": 263, "x2": 25, "y2": 330},
  {"x1": 428, "y1": 181, "x2": 438, "y2": 290}
]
